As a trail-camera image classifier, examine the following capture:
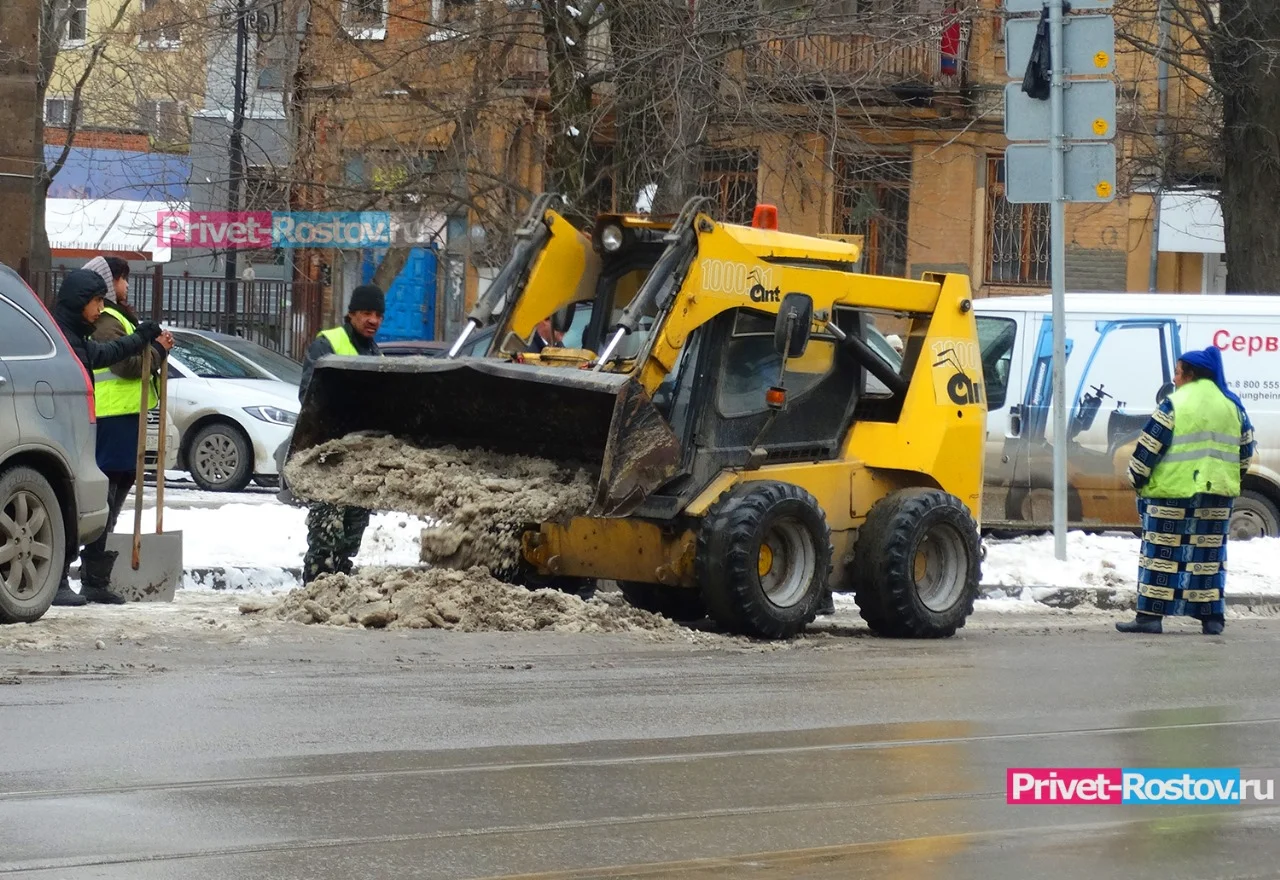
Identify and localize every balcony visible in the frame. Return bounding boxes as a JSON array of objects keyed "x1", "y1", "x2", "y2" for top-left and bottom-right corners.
[{"x1": 747, "y1": 13, "x2": 970, "y2": 99}]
